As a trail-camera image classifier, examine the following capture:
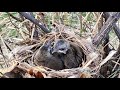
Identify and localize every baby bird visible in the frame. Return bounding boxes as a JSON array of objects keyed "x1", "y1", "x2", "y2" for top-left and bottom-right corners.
[
  {"x1": 52, "y1": 39, "x2": 85, "y2": 69},
  {"x1": 32, "y1": 40, "x2": 64, "y2": 70},
  {"x1": 52, "y1": 39, "x2": 70, "y2": 55},
  {"x1": 33, "y1": 39, "x2": 85, "y2": 70},
  {"x1": 64, "y1": 42, "x2": 85, "y2": 68}
]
